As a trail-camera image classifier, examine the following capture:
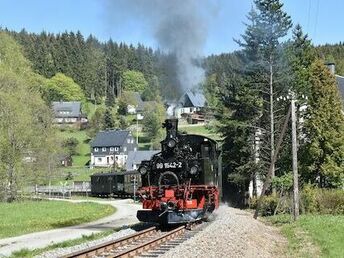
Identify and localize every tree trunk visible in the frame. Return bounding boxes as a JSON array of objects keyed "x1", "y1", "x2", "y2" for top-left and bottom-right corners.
[
  {"x1": 269, "y1": 59, "x2": 275, "y2": 192},
  {"x1": 7, "y1": 164, "x2": 16, "y2": 202},
  {"x1": 252, "y1": 172, "x2": 257, "y2": 198}
]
